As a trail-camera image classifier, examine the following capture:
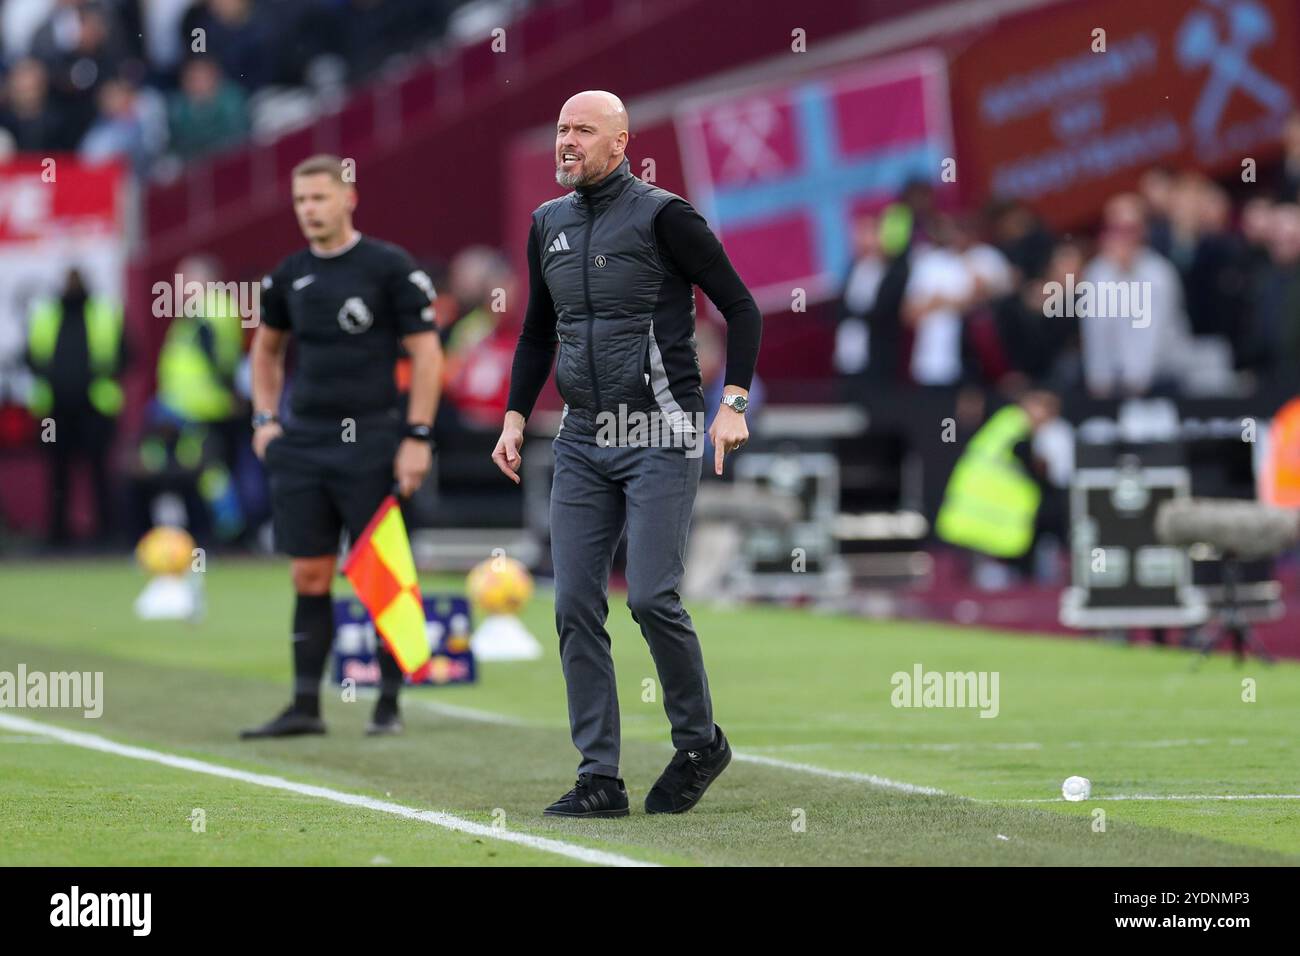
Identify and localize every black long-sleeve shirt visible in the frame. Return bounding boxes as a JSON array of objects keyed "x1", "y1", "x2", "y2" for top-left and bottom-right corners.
[{"x1": 507, "y1": 198, "x2": 762, "y2": 419}]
